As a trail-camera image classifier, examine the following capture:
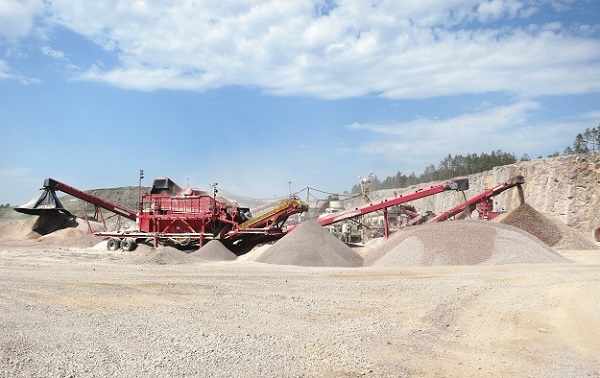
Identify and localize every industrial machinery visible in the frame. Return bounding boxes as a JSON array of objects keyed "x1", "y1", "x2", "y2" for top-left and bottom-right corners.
[
  {"x1": 15, "y1": 174, "x2": 527, "y2": 251},
  {"x1": 16, "y1": 177, "x2": 308, "y2": 254},
  {"x1": 428, "y1": 175, "x2": 525, "y2": 223},
  {"x1": 288, "y1": 177, "x2": 470, "y2": 239},
  {"x1": 397, "y1": 205, "x2": 436, "y2": 228},
  {"x1": 297, "y1": 175, "x2": 524, "y2": 243}
]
